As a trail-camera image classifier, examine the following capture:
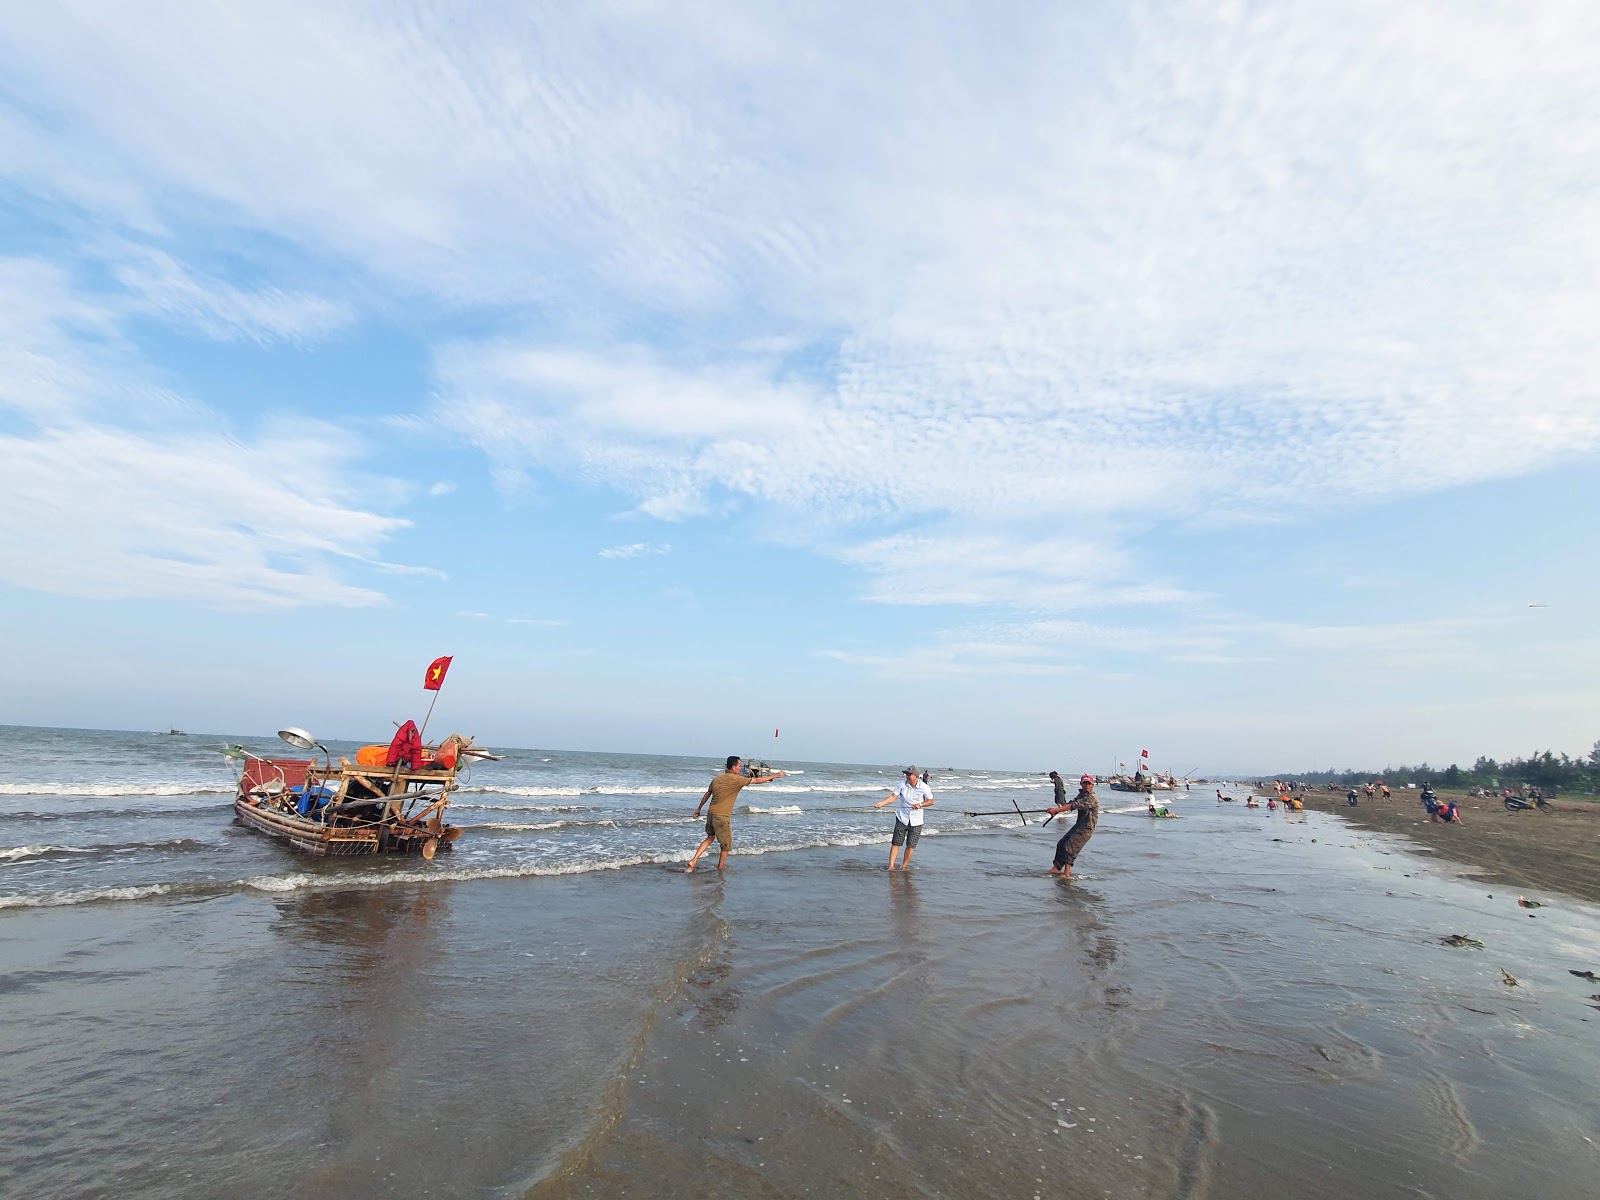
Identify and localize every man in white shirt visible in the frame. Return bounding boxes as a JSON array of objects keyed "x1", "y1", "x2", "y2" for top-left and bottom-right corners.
[{"x1": 874, "y1": 766, "x2": 934, "y2": 871}]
